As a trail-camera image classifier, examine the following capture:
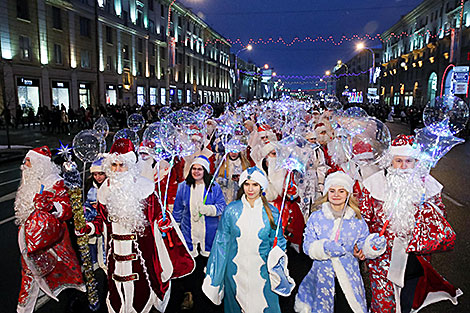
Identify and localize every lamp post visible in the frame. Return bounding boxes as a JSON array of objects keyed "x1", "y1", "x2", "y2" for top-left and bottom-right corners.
[
  {"x1": 165, "y1": 0, "x2": 177, "y2": 106},
  {"x1": 335, "y1": 60, "x2": 349, "y2": 96},
  {"x1": 356, "y1": 42, "x2": 376, "y2": 84},
  {"x1": 234, "y1": 44, "x2": 252, "y2": 102}
]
